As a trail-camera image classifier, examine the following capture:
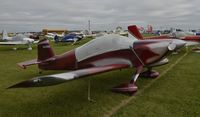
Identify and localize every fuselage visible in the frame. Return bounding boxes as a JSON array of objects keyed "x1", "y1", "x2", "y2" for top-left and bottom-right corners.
[
  {"x1": 38, "y1": 34, "x2": 181, "y2": 70},
  {"x1": 1, "y1": 34, "x2": 34, "y2": 44}
]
